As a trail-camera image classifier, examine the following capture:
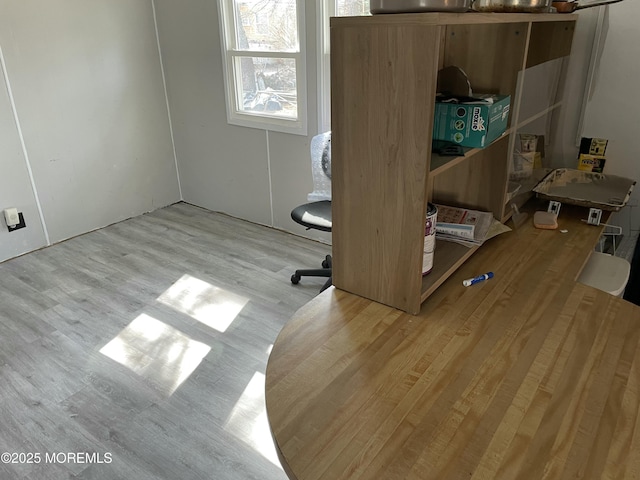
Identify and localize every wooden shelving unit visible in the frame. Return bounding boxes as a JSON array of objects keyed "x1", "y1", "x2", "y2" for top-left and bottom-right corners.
[{"x1": 330, "y1": 13, "x2": 577, "y2": 314}]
